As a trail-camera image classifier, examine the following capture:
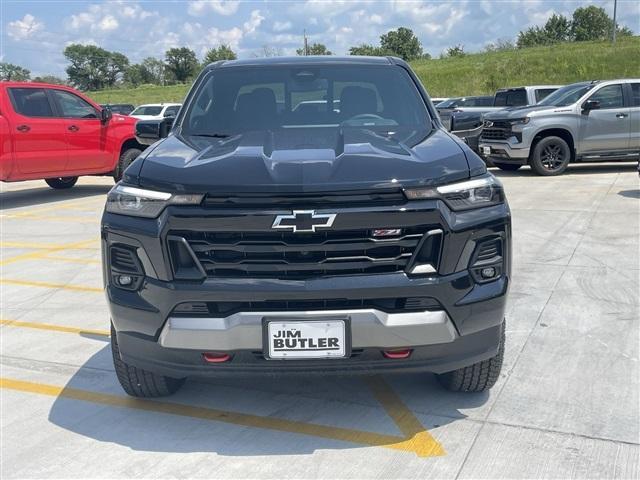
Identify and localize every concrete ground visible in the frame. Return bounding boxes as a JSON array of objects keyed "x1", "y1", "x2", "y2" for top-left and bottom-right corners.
[{"x1": 1, "y1": 163, "x2": 638, "y2": 479}]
